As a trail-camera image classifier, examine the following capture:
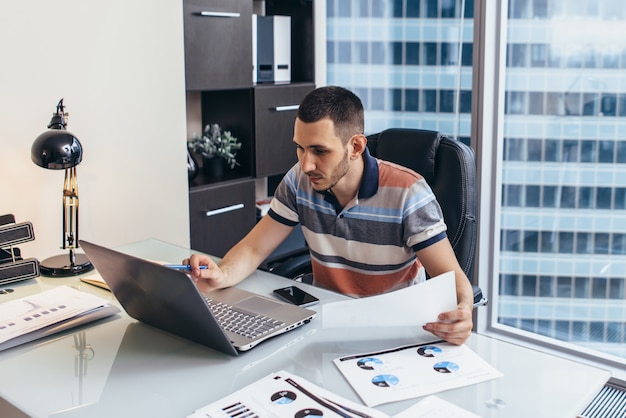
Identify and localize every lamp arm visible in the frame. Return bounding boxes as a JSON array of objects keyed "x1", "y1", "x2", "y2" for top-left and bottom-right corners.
[{"x1": 63, "y1": 166, "x2": 80, "y2": 264}]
